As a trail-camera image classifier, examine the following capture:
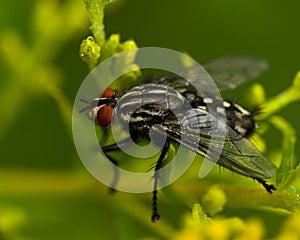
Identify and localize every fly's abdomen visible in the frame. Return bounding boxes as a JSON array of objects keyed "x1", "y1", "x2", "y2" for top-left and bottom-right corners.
[{"x1": 181, "y1": 91, "x2": 256, "y2": 138}]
